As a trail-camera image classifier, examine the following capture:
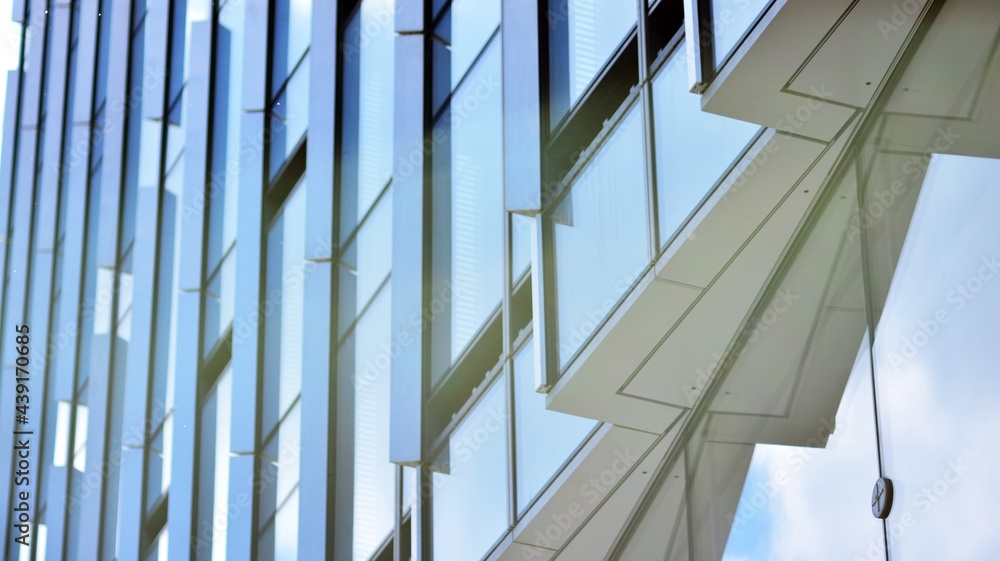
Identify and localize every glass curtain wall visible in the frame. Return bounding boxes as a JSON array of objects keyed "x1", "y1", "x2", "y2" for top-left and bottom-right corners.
[
  {"x1": 429, "y1": 0, "x2": 504, "y2": 385},
  {"x1": 430, "y1": 336, "x2": 596, "y2": 561},
  {"x1": 269, "y1": 0, "x2": 312, "y2": 178},
  {"x1": 258, "y1": 178, "x2": 307, "y2": 561},
  {"x1": 202, "y1": 0, "x2": 244, "y2": 353},
  {"x1": 337, "y1": 1, "x2": 396, "y2": 557}
]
